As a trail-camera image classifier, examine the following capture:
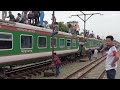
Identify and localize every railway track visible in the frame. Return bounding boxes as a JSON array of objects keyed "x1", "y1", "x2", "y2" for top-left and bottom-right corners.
[
  {"x1": 3, "y1": 54, "x2": 106, "y2": 79},
  {"x1": 5, "y1": 59, "x2": 52, "y2": 79},
  {"x1": 4, "y1": 57, "x2": 79, "y2": 79},
  {"x1": 64, "y1": 55, "x2": 107, "y2": 79}
]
